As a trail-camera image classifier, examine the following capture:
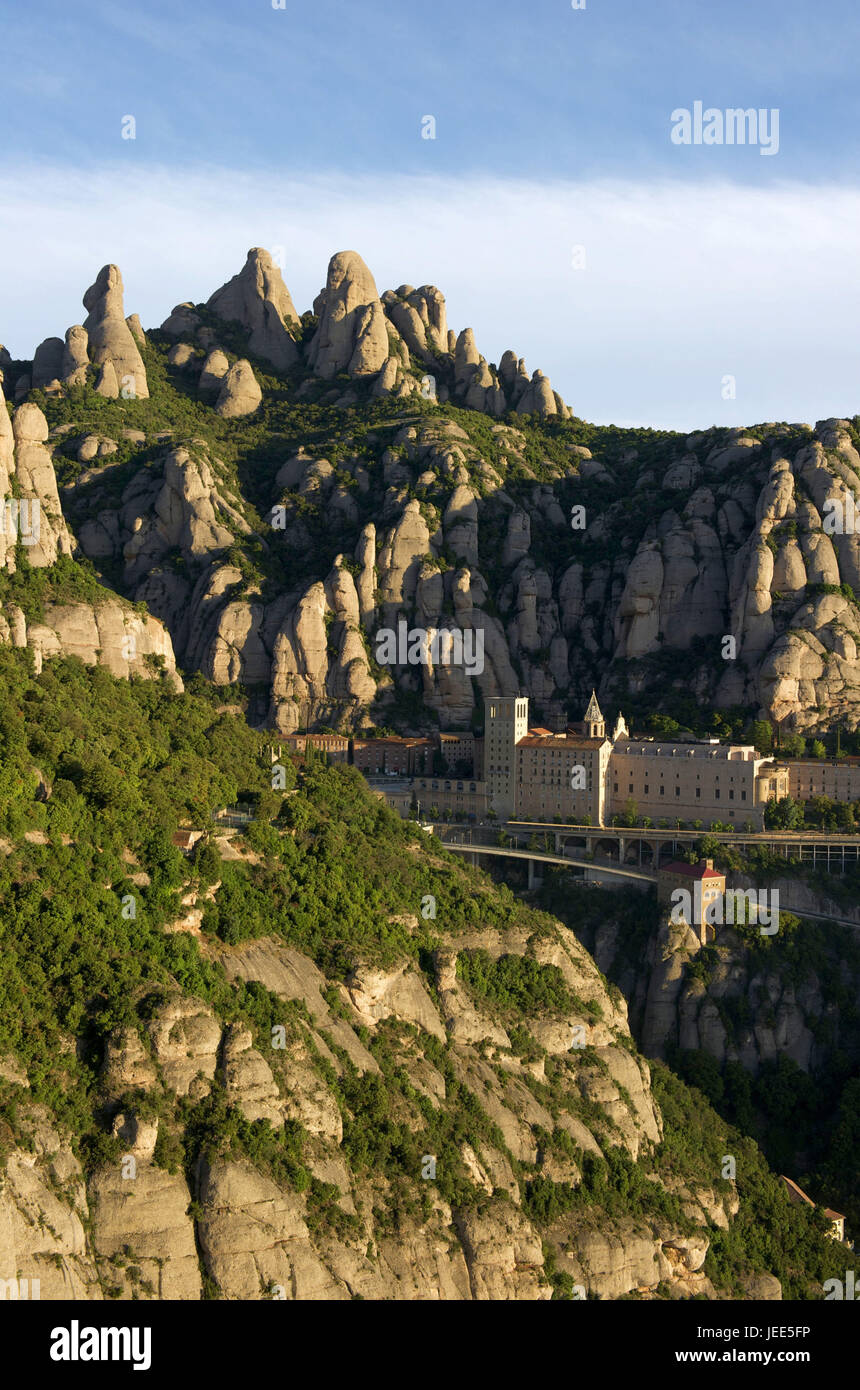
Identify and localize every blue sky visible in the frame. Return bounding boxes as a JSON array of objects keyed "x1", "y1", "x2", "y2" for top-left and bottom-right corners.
[{"x1": 3, "y1": 0, "x2": 860, "y2": 428}]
